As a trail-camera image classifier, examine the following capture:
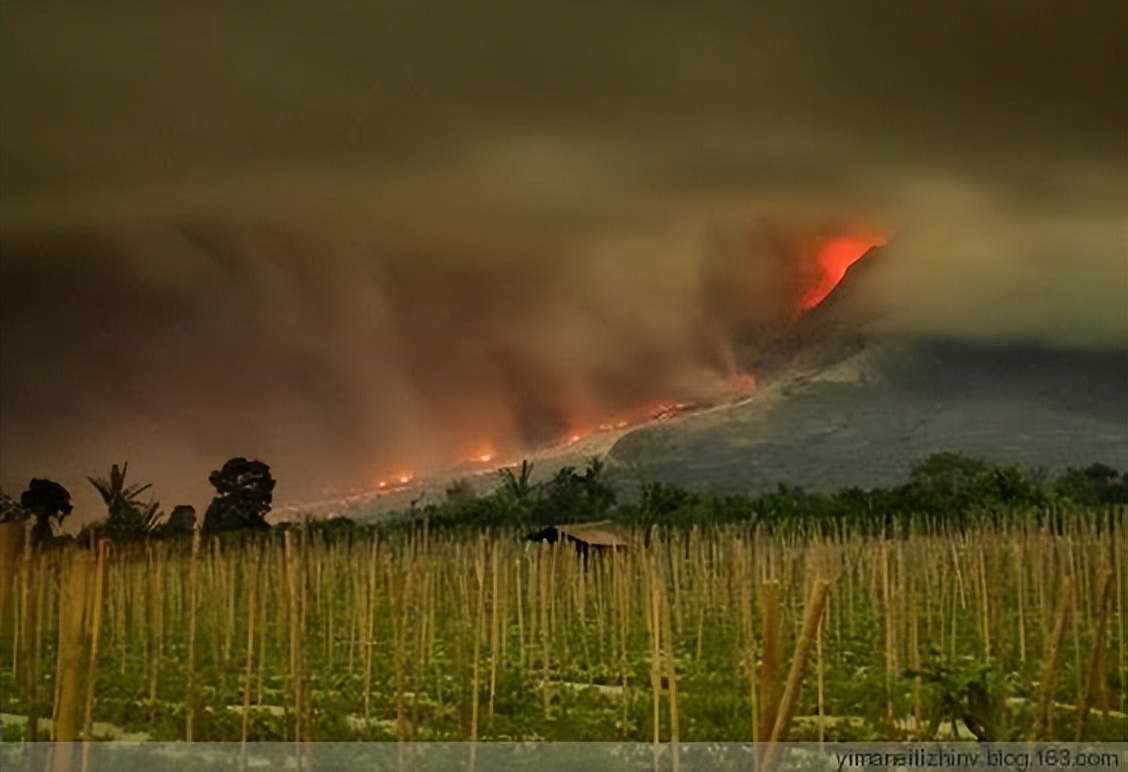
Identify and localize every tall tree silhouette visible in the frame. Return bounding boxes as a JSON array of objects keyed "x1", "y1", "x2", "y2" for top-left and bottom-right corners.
[
  {"x1": 20, "y1": 479, "x2": 72, "y2": 544},
  {"x1": 202, "y1": 457, "x2": 275, "y2": 534}
]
